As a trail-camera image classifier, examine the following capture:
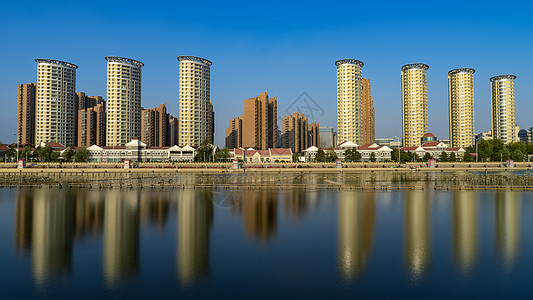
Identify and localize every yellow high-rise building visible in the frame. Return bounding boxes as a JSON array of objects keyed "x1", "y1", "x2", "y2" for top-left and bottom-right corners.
[
  {"x1": 105, "y1": 56, "x2": 144, "y2": 146},
  {"x1": 177, "y1": 56, "x2": 212, "y2": 147},
  {"x1": 336, "y1": 59, "x2": 364, "y2": 144},
  {"x1": 401, "y1": 63, "x2": 429, "y2": 147},
  {"x1": 448, "y1": 68, "x2": 475, "y2": 148},
  {"x1": 490, "y1": 75, "x2": 517, "y2": 145},
  {"x1": 35, "y1": 59, "x2": 77, "y2": 146}
]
